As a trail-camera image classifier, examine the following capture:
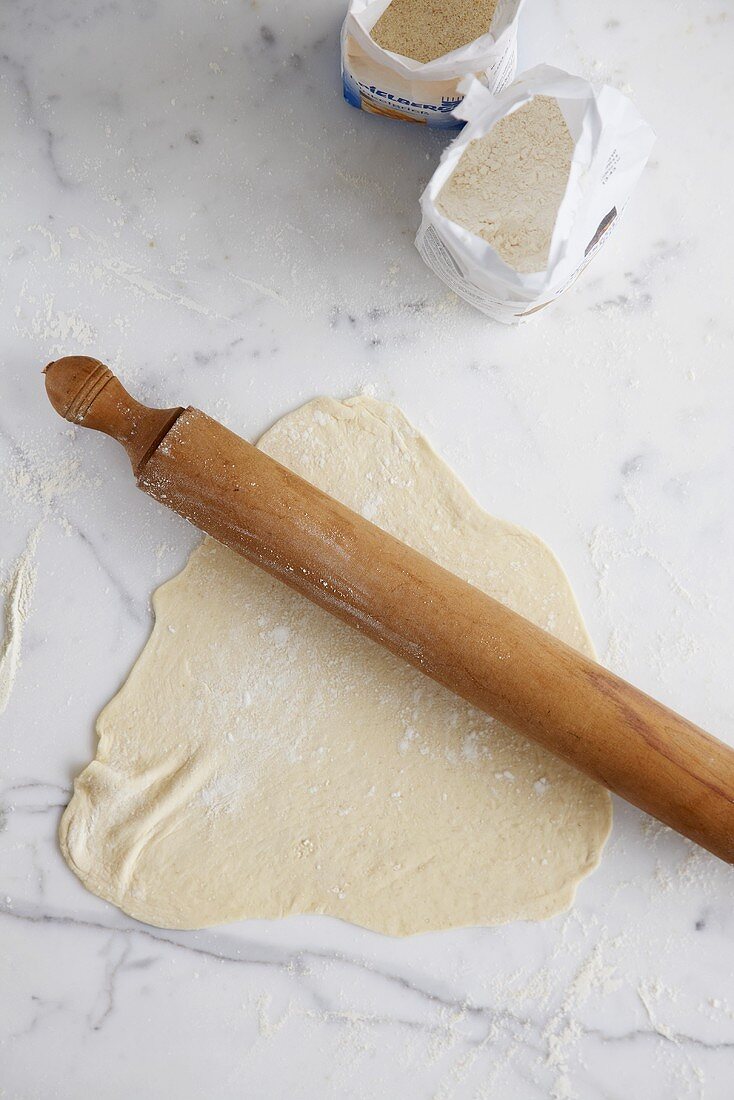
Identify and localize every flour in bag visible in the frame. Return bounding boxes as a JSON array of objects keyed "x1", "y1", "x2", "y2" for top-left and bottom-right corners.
[
  {"x1": 372, "y1": 0, "x2": 500, "y2": 64},
  {"x1": 436, "y1": 95, "x2": 574, "y2": 273}
]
